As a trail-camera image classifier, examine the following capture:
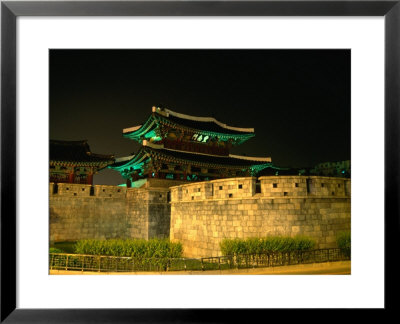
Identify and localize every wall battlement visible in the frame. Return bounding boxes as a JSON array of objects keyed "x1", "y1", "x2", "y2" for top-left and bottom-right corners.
[
  {"x1": 49, "y1": 182, "x2": 171, "y2": 202},
  {"x1": 170, "y1": 176, "x2": 351, "y2": 202}
]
